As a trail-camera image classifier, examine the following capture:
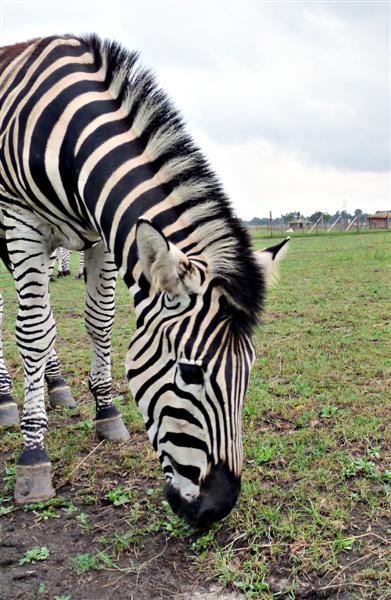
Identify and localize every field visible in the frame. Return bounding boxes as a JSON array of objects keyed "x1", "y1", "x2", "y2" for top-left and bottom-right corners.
[{"x1": 1, "y1": 230, "x2": 390, "y2": 599}]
